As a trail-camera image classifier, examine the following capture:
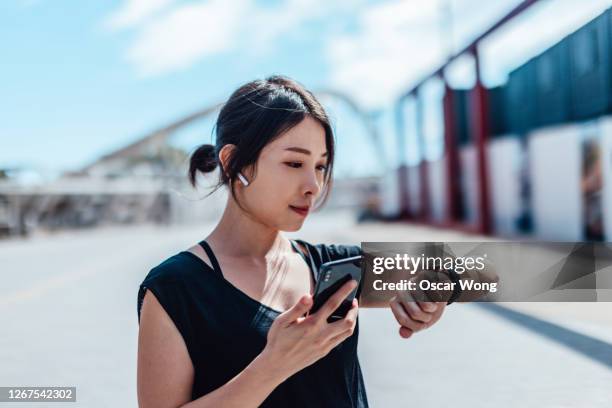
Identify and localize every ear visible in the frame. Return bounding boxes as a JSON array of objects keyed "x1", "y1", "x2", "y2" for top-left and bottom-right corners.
[{"x1": 218, "y1": 144, "x2": 237, "y2": 177}]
